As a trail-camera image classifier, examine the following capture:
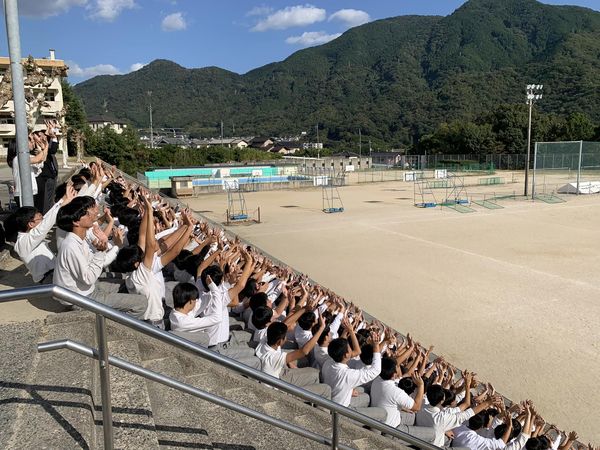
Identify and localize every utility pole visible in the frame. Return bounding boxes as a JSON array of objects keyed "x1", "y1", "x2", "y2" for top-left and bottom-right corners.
[
  {"x1": 359, "y1": 128, "x2": 362, "y2": 158},
  {"x1": 4, "y1": 0, "x2": 34, "y2": 206},
  {"x1": 220, "y1": 121, "x2": 224, "y2": 143},
  {"x1": 524, "y1": 84, "x2": 543, "y2": 197},
  {"x1": 316, "y1": 123, "x2": 320, "y2": 159},
  {"x1": 147, "y1": 91, "x2": 154, "y2": 149}
]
